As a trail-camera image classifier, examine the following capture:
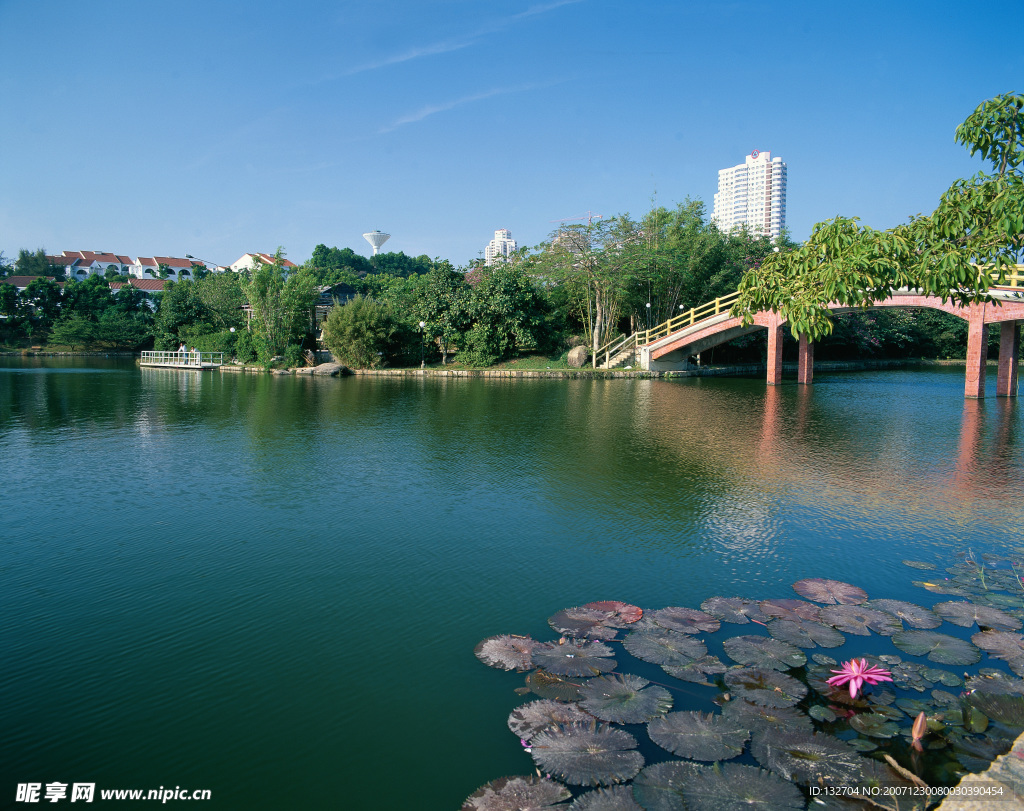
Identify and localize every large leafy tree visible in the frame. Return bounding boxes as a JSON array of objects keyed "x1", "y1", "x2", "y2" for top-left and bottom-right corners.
[
  {"x1": 416, "y1": 261, "x2": 470, "y2": 364},
  {"x1": 320, "y1": 294, "x2": 398, "y2": 369},
  {"x1": 238, "y1": 249, "x2": 318, "y2": 361},
  {"x1": 463, "y1": 259, "x2": 549, "y2": 366},
  {"x1": 735, "y1": 92, "x2": 1024, "y2": 340}
]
